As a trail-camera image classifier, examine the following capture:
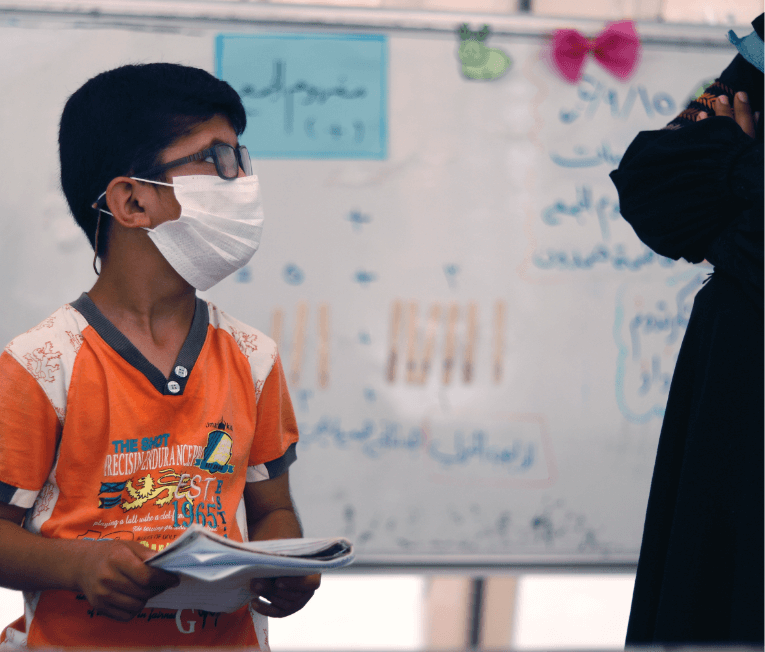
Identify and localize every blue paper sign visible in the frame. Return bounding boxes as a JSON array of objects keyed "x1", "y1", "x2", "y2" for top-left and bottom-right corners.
[{"x1": 216, "y1": 33, "x2": 387, "y2": 159}]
